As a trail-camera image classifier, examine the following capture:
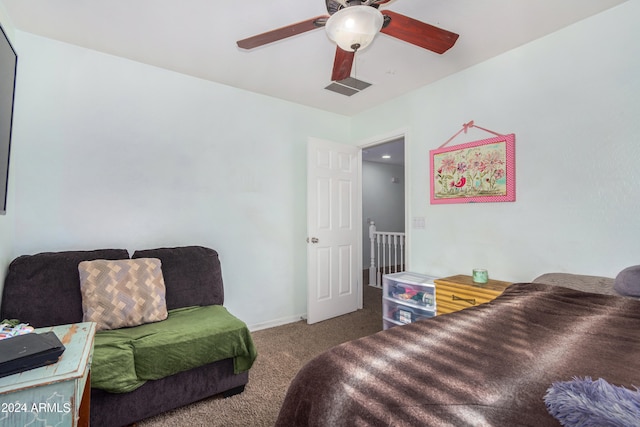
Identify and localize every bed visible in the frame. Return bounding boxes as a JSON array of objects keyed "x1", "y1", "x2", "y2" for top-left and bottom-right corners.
[{"x1": 275, "y1": 273, "x2": 640, "y2": 426}]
